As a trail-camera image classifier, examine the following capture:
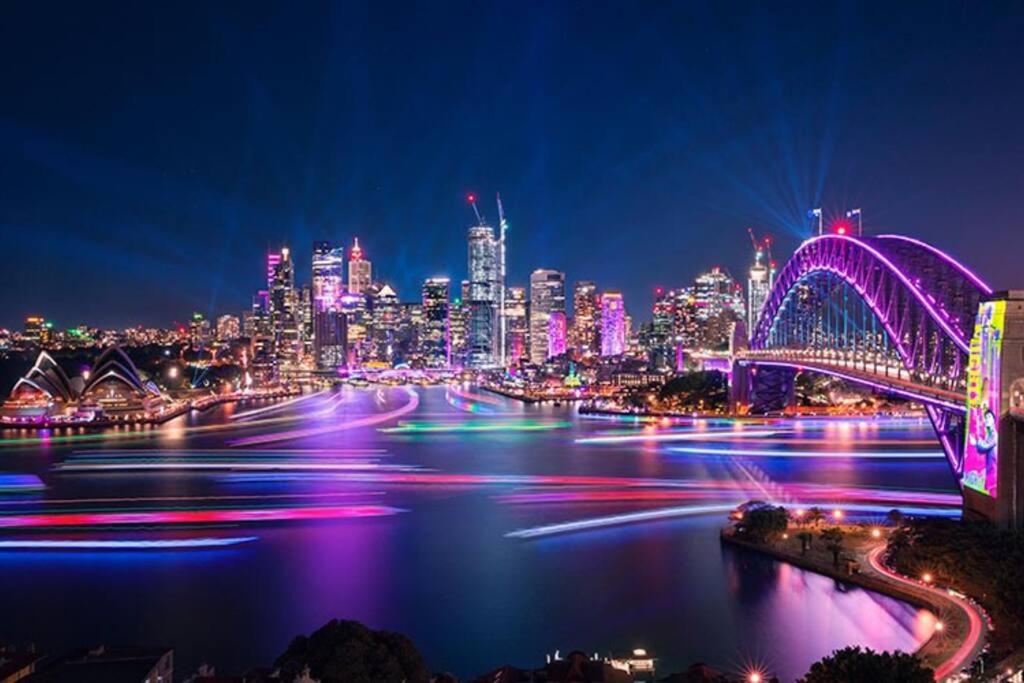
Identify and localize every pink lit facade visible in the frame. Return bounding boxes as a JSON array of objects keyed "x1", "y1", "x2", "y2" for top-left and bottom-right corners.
[
  {"x1": 600, "y1": 291, "x2": 625, "y2": 356},
  {"x1": 547, "y1": 310, "x2": 567, "y2": 359}
]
